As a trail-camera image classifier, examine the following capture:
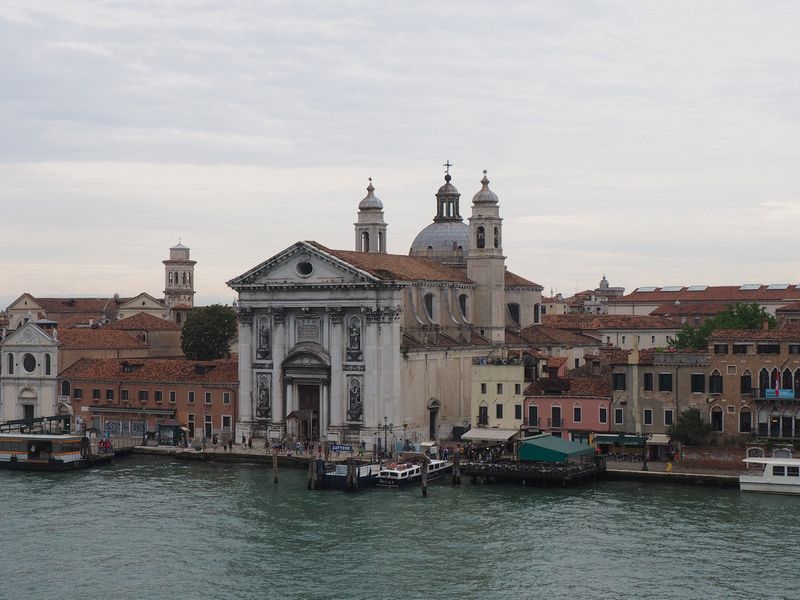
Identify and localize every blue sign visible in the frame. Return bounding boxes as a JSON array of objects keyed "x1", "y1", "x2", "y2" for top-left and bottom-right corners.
[
  {"x1": 330, "y1": 444, "x2": 353, "y2": 453},
  {"x1": 764, "y1": 389, "x2": 795, "y2": 399}
]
